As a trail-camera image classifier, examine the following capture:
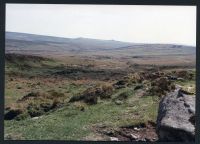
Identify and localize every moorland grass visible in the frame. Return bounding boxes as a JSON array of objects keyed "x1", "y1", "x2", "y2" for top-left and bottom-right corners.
[
  {"x1": 4, "y1": 92, "x2": 159, "y2": 140},
  {"x1": 4, "y1": 54, "x2": 195, "y2": 140}
]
